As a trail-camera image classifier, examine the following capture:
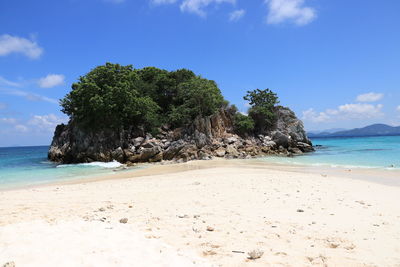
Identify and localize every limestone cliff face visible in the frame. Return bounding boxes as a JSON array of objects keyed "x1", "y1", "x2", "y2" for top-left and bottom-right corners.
[
  {"x1": 48, "y1": 107, "x2": 313, "y2": 164},
  {"x1": 269, "y1": 107, "x2": 311, "y2": 150}
]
